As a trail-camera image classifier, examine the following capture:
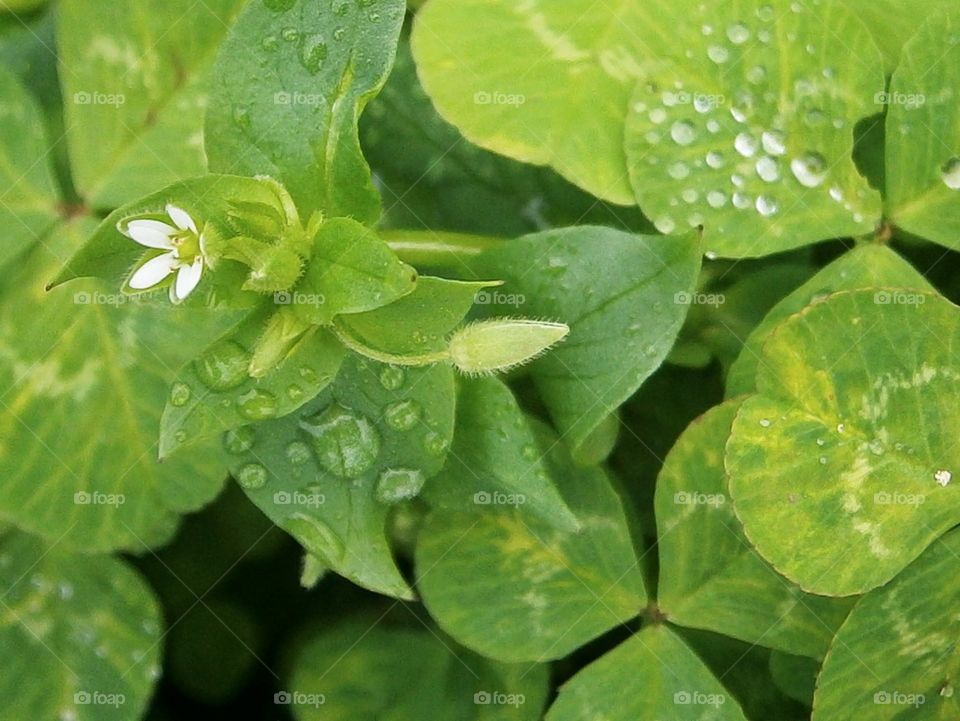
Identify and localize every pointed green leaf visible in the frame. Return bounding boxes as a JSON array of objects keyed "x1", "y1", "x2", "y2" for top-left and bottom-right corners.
[
  {"x1": 471, "y1": 227, "x2": 701, "y2": 452},
  {"x1": 546, "y1": 626, "x2": 748, "y2": 721},
  {"x1": 159, "y1": 310, "x2": 346, "y2": 458},
  {"x1": 422, "y1": 377, "x2": 580, "y2": 531},
  {"x1": 814, "y1": 528, "x2": 960, "y2": 720},
  {"x1": 0, "y1": 532, "x2": 162, "y2": 721},
  {"x1": 0, "y1": 220, "x2": 230, "y2": 552},
  {"x1": 292, "y1": 218, "x2": 418, "y2": 325},
  {"x1": 727, "y1": 288, "x2": 960, "y2": 595},
  {"x1": 58, "y1": 0, "x2": 247, "y2": 207},
  {"x1": 844, "y1": 0, "x2": 952, "y2": 70},
  {"x1": 205, "y1": 0, "x2": 405, "y2": 223},
  {"x1": 885, "y1": 12, "x2": 960, "y2": 250},
  {"x1": 726, "y1": 245, "x2": 932, "y2": 397},
  {"x1": 623, "y1": 0, "x2": 884, "y2": 256},
  {"x1": 287, "y1": 618, "x2": 549, "y2": 720},
  {"x1": 657, "y1": 400, "x2": 853, "y2": 659},
  {"x1": 0, "y1": 66, "x2": 59, "y2": 269},
  {"x1": 224, "y1": 355, "x2": 455, "y2": 599},
  {"x1": 417, "y1": 418, "x2": 645, "y2": 662}
]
